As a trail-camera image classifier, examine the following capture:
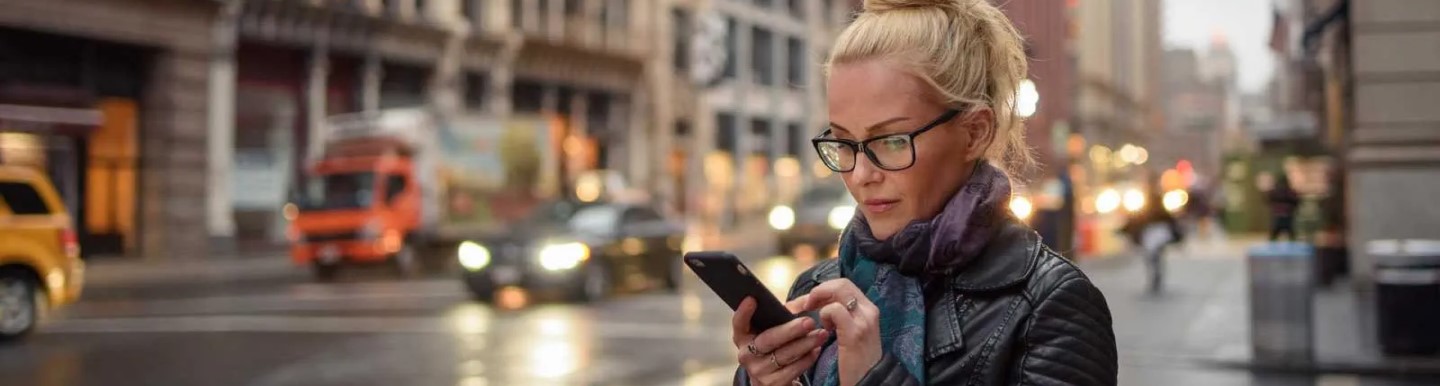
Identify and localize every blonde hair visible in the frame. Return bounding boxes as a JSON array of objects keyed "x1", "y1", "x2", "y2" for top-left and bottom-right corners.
[{"x1": 827, "y1": 0, "x2": 1034, "y2": 178}]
